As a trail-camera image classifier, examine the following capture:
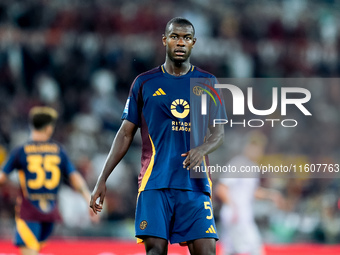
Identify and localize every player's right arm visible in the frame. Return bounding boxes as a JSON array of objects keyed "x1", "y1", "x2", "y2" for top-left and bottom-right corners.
[
  {"x1": 255, "y1": 186, "x2": 285, "y2": 209},
  {"x1": 0, "y1": 147, "x2": 20, "y2": 186},
  {"x1": 215, "y1": 182, "x2": 230, "y2": 205},
  {"x1": 0, "y1": 172, "x2": 8, "y2": 186},
  {"x1": 90, "y1": 120, "x2": 138, "y2": 214}
]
